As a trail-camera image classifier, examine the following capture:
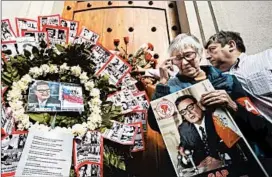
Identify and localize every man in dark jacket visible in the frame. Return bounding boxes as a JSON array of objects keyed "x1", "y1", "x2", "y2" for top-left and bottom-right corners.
[{"x1": 148, "y1": 33, "x2": 272, "y2": 158}]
